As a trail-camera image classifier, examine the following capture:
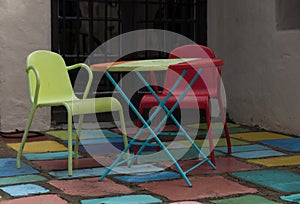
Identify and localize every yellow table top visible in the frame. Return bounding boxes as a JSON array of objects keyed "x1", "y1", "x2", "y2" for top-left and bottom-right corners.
[{"x1": 91, "y1": 58, "x2": 199, "y2": 72}]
